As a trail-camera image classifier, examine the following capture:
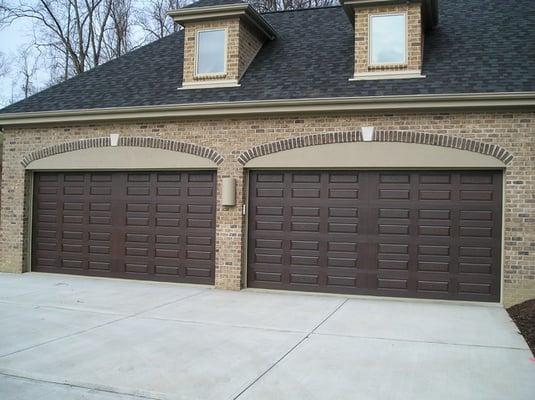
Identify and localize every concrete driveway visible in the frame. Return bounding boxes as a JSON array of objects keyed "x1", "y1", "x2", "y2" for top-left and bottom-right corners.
[{"x1": 0, "y1": 273, "x2": 533, "y2": 400}]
